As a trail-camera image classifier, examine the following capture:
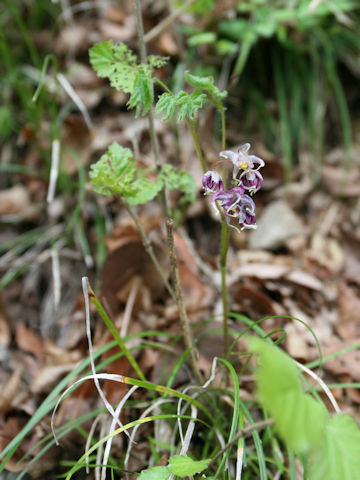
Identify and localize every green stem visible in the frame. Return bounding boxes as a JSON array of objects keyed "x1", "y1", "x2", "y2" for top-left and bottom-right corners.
[
  {"x1": 220, "y1": 221, "x2": 230, "y2": 361},
  {"x1": 218, "y1": 103, "x2": 226, "y2": 152},
  {"x1": 216, "y1": 102, "x2": 230, "y2": 362},
  {"x1": 187, "y1": 119, "x2": 207, "y2": 172}
]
